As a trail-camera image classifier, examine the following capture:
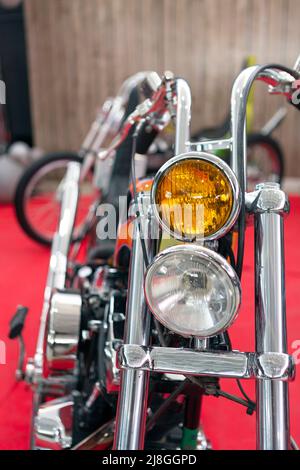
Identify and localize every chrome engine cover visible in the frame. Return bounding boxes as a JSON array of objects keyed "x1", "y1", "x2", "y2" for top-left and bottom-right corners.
[
  {"x1": 46, "y1": 291, "x2": 82, "y2": 372},
  {"x1": 34, "y1": 396, "x2": 73, "y2": 450}
]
